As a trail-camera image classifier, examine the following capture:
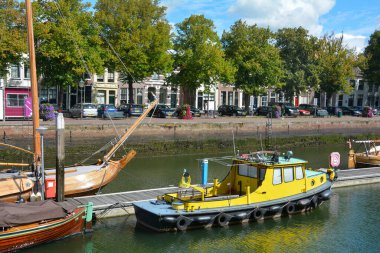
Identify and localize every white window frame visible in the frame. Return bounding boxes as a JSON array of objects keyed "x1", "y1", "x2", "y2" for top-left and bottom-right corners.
[
  {"x1": 284, "y1": 167, "x2": 294, "y2": 183},
  {"x1": 273, "y1": 168, "x2": 282, "y2": 185},
  {"x1": 296, "y1": 166, "x2": 304, "y2": 180}
]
